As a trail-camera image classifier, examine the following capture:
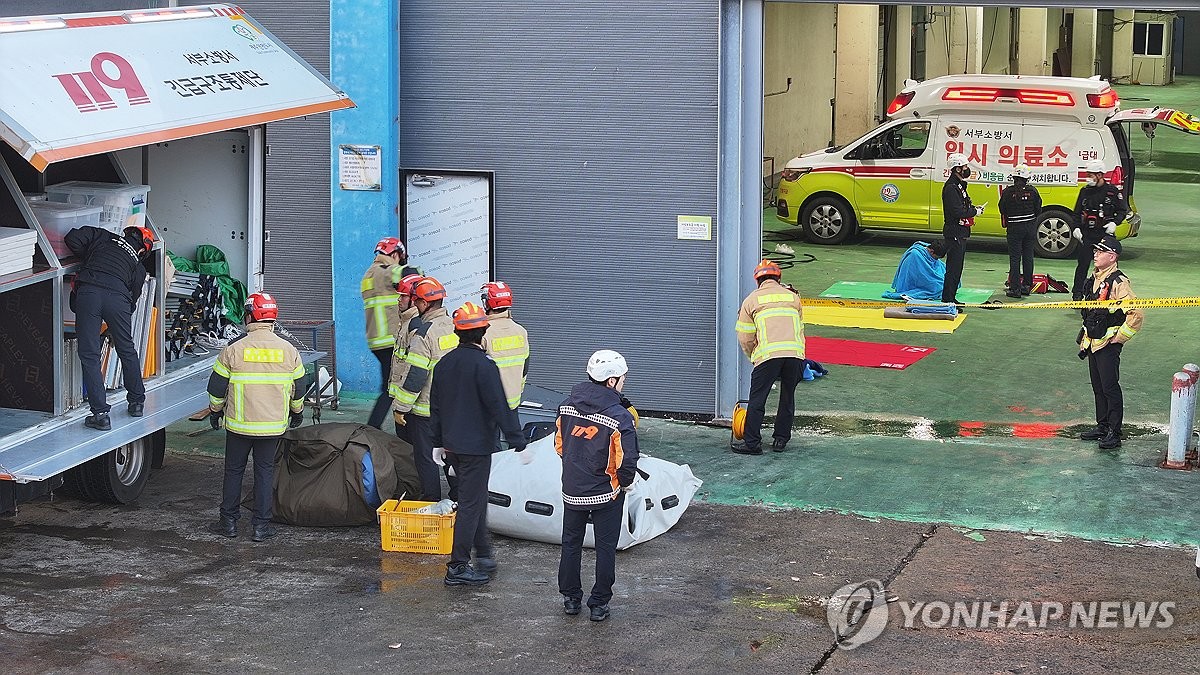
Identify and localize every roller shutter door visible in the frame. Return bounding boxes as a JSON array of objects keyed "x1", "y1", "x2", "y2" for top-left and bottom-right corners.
[{"x1": 399, "y1": 2, "x2": 720, "y2": 413}]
